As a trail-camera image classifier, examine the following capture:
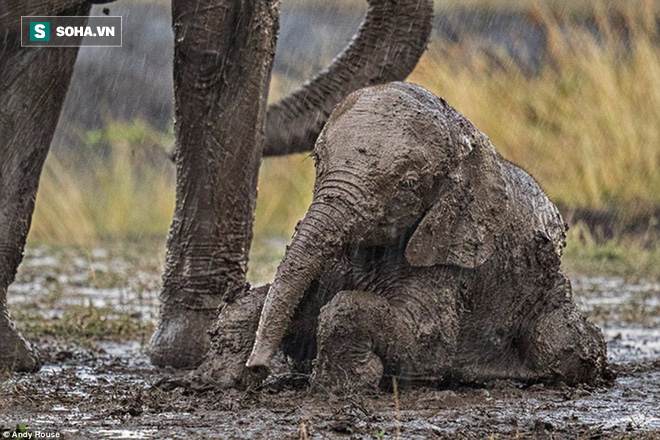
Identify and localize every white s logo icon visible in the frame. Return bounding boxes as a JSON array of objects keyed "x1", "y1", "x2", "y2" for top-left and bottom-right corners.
[{"x1": 35, "y1": 24, "x2": 45, "y2": 38}]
